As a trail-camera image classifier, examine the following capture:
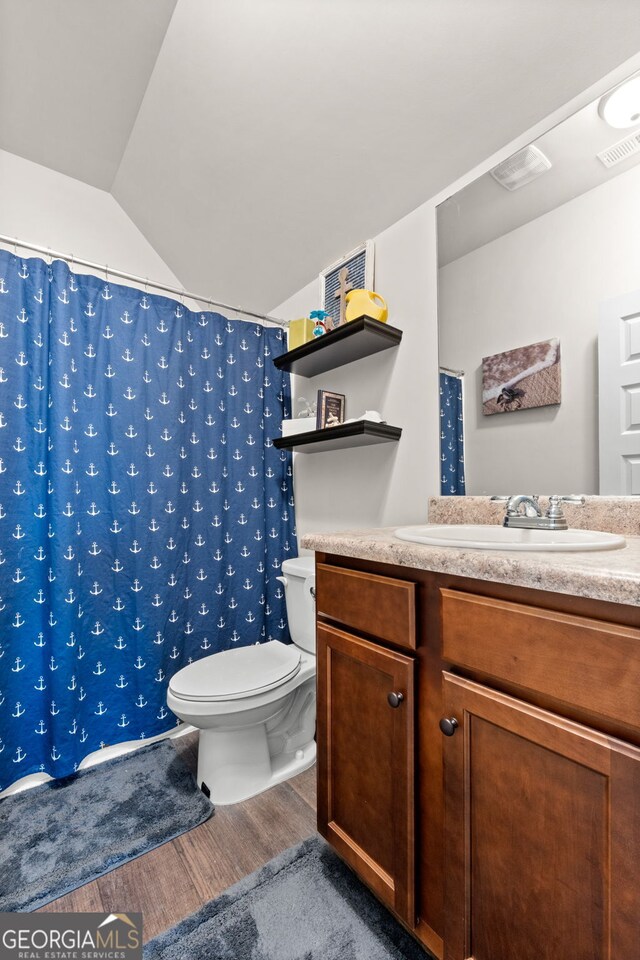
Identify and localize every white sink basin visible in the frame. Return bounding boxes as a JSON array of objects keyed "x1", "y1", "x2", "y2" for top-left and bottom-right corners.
[{"x1": 394, "y1": 524, "x2": 626, "y2": 552}]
